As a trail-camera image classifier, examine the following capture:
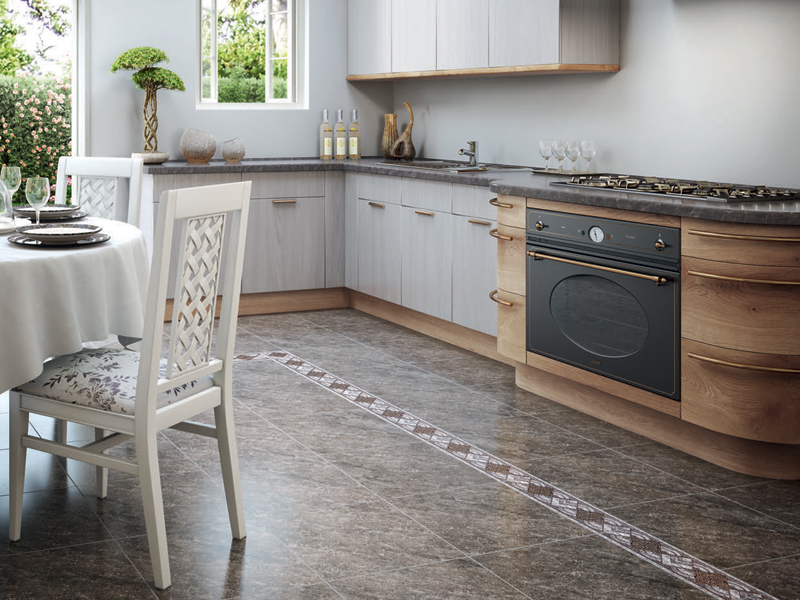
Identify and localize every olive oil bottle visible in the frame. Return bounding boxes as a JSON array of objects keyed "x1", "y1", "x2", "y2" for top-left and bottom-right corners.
[
  {"x1": 320, "y1": 109, "x2": 333, "y2": 161},
  {"x1": 348, "y1": 109, "x2": 361, "y2": 161}
]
